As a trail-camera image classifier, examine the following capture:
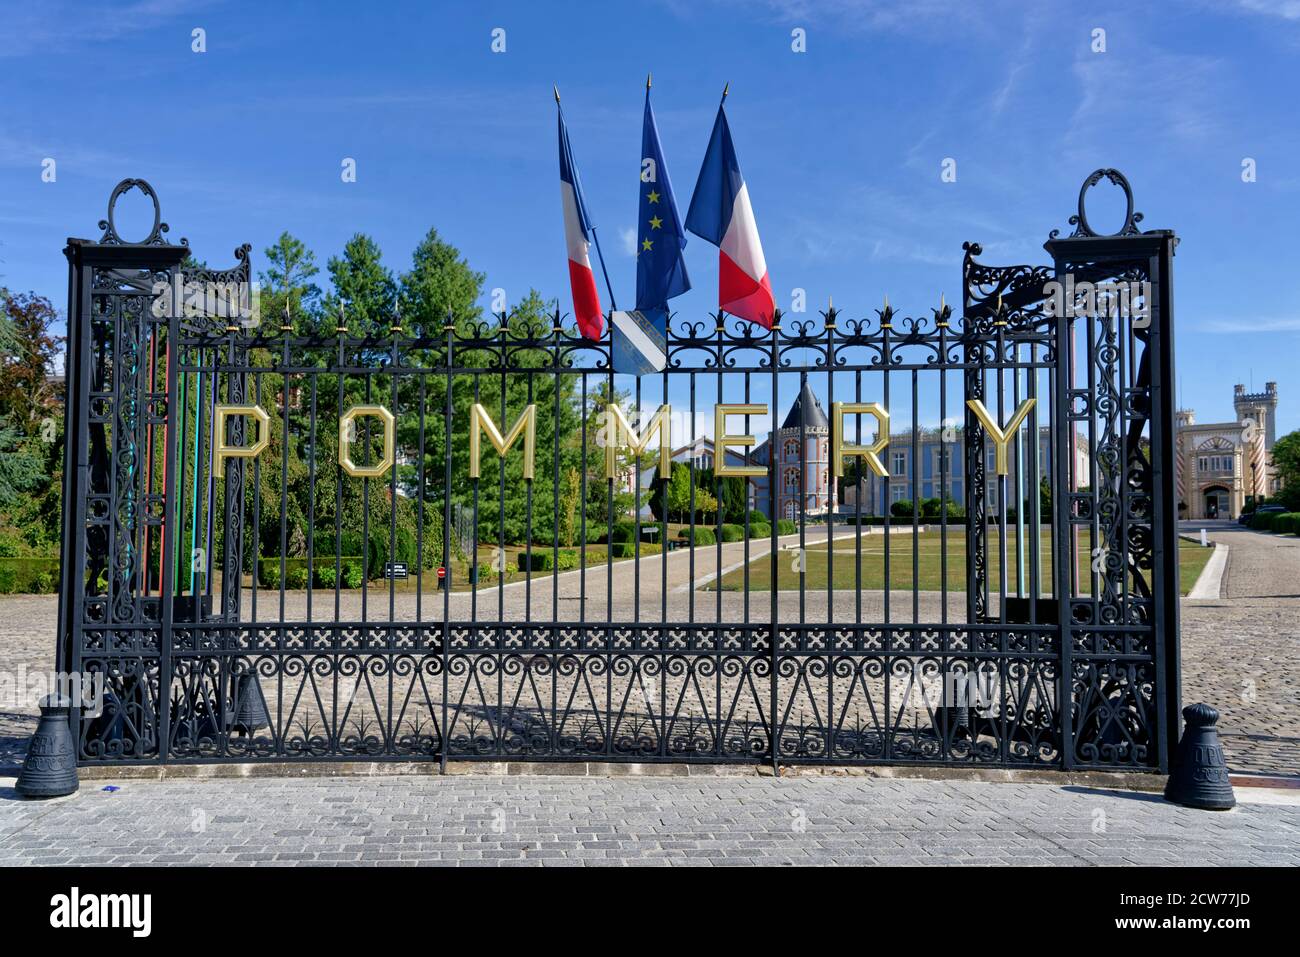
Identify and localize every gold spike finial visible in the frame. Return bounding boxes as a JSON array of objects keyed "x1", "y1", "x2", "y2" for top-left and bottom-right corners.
[
  {"x1": 828, "y1": 294, "x2": 833, "y2": 309},
  {"x1": 940, "y1": 293, "x2": 946, "y2": 311},
  {"x1": 722, "y1": 81, "x2": 730, "y2": 99},
  {"x1": 647, "y1": 72, "x2": 652, "y2": 90},
  {"x1": 553, "y1": 85, "x2": 560, "y2": 104},
  {"x1": 883, "y1": 293, "x2": 890, "y2": 310}
]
